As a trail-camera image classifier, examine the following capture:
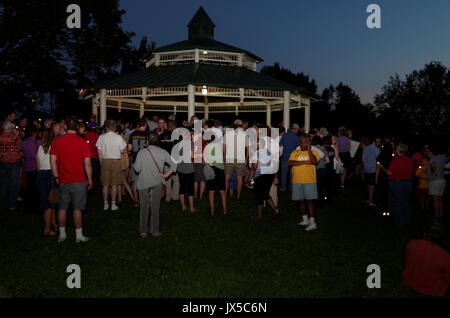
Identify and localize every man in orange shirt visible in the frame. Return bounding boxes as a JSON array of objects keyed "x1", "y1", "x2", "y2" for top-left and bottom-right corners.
[
  {"x1": 289, "y1": 135, "x2": 319, "y2": 231},
  {"x1": 402, "y1": 218, "x2": 450, "y2": 297}
]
